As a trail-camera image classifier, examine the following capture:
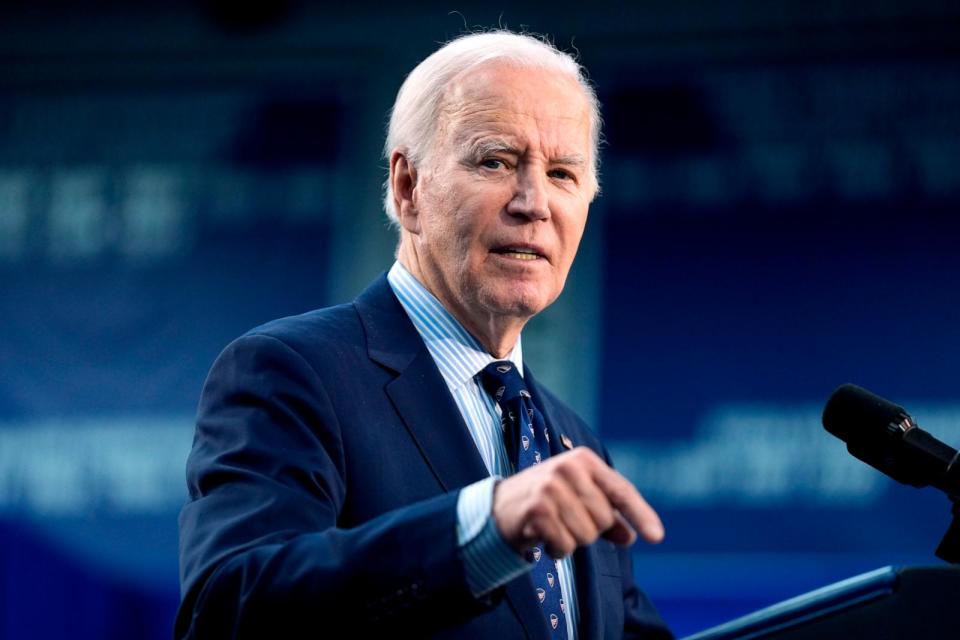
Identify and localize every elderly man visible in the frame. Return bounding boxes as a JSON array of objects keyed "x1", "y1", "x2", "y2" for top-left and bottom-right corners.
[{"x1": 177, "y1": 31, "x2": 673, "y2": 639}]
